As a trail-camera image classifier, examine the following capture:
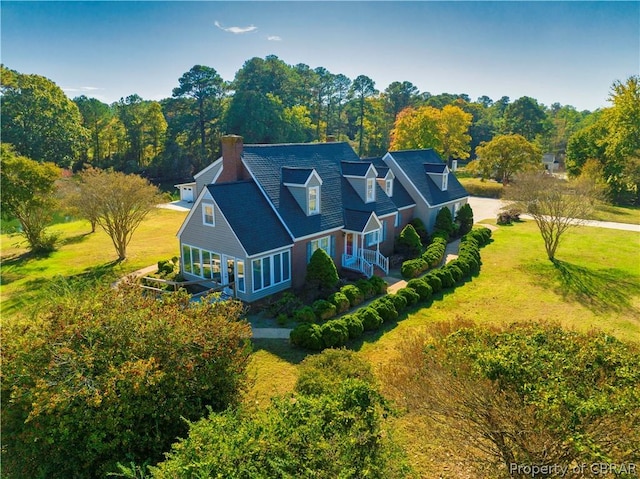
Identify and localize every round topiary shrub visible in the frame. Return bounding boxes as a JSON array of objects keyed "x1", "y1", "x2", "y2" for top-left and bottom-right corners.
[
  {"x1": 387, "y1": 293, "x2": 408, "y2": 313},
  {"x1": 397, "y1": 287, "x2": 420, "y2": 306},
  {"x1": 406, "y1": 278, "x2": 433, "y2": 302},
  {"x1": 355, "y1": 279, "x2": 376, "y2": 299},
  {"x1": 340, "y1": 284, "x2": 364, "y2": 307},
  {"x1": 342, "y1": 314, "x2": 365, "y2": 339},
  {"x1": 293, "y1": 306, "x2": 316, "y2": 323},
  {"x1": 312, "y1": 299, "x2": 337, "y2": 321},
  {"x1": 290, "y1": 322, "x2": 324, "y2": 350},
  {"x1": 445, "y1": 264, "x2": 464, "y2": 284},
  {"x1": 328, "y1": 291, "x2": 350, "y2": 314},
  {"x1": 356, "y1": 307, "x2": 383, "y2": 331},
  {"x1": 424, "y1": 272, "x2": 443, "y2": 293},
  {"x1": 320, "y1": 319, "x2": 349, "y2": 348},
  {"x1": 435, "y1": 268, "x2": 455, "y2": 289},
  {"x1": 367, "y1": 276, "x2": 388, "y2": 295},
  {"x1": 370, "y1": 298, "x2": 398, "y2": 323},
  {"x1": 401, "y1": 258, "x2": 428, "y2": 279},
  {"x1": 305, "y1": 248, "x2": 339, "y2": 290}
]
